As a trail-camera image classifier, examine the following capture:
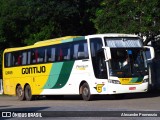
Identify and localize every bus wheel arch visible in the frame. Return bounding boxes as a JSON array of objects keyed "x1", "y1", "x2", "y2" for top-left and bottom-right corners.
[
  {"x1": 79, "y1": 81, "x2": 93, "y2": 101},
  {"x1": 16, "y1": 84, "x2": 25, "y2": 101},
  {"x1": 24, "y1": 84, "x2": 35, "y2": 101}
]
